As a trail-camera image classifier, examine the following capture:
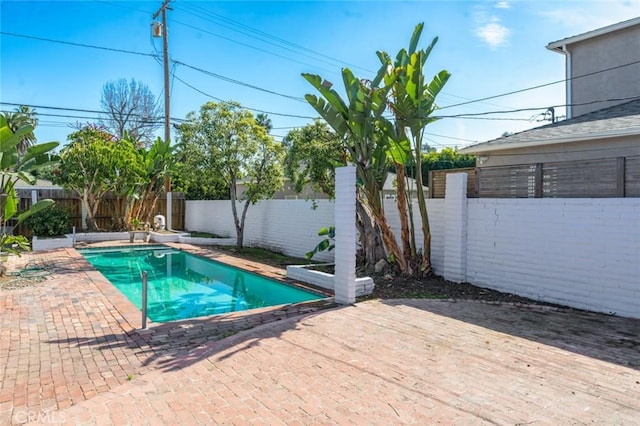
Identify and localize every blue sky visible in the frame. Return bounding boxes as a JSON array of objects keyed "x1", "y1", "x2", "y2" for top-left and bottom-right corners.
[{"x1": 1, "y1": 0, "x2": 638, "y2": 150}]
